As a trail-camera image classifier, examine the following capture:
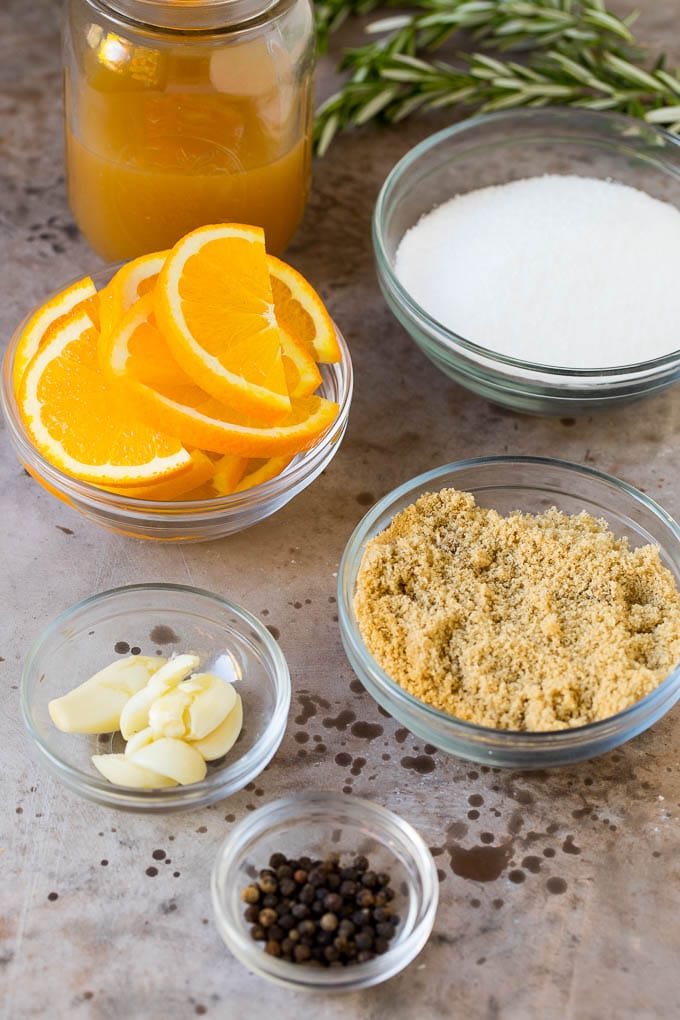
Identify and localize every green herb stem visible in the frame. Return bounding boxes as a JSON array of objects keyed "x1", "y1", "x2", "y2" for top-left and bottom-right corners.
[{"x1": 314, "y1": 0, "x2": 680, "y2": 153}]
